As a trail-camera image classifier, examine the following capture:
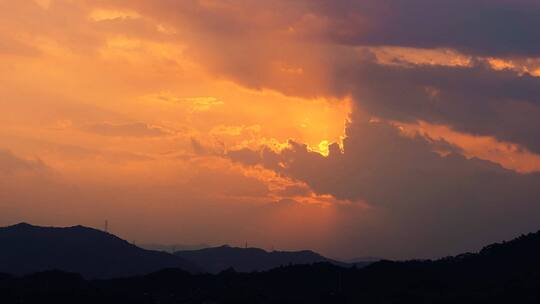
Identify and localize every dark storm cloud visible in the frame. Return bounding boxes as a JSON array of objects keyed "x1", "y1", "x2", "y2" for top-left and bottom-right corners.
[
  {"x1": 312, "y1": 0, "x2": 540, "y2": 57},
  {"x1": 227, "y1": 118, "x2": 540, "y2": 257},
  {"x1": 228, "y1": 118, "x2": 533, "y2": 203},
  {"x1": 331, "y1": 55, "x2": 540, "y2": 152}
]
